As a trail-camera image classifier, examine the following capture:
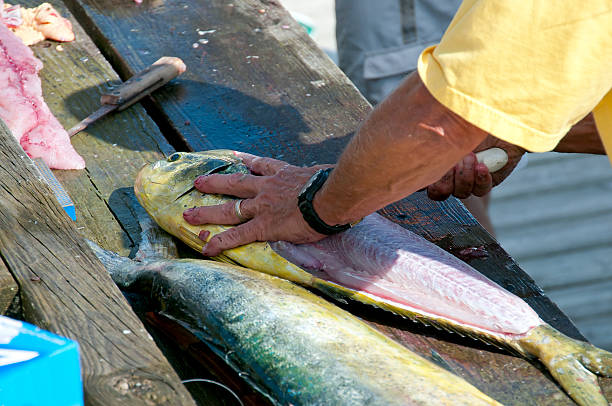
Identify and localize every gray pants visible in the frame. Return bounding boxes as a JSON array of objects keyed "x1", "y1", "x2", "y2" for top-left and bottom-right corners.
[{"x1": 336, "y1": 0, "x2": 461, "y2": 104}]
